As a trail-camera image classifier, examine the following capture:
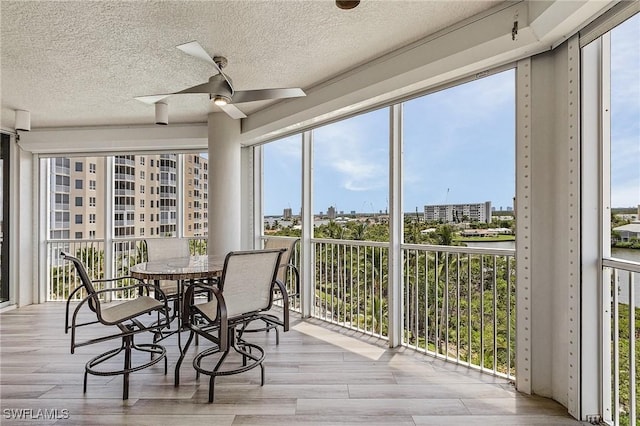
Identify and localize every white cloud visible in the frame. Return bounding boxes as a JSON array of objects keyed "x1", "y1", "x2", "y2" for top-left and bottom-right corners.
[{"x1": 314, "y1": 112, "x2": 388, "y2": 193}]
